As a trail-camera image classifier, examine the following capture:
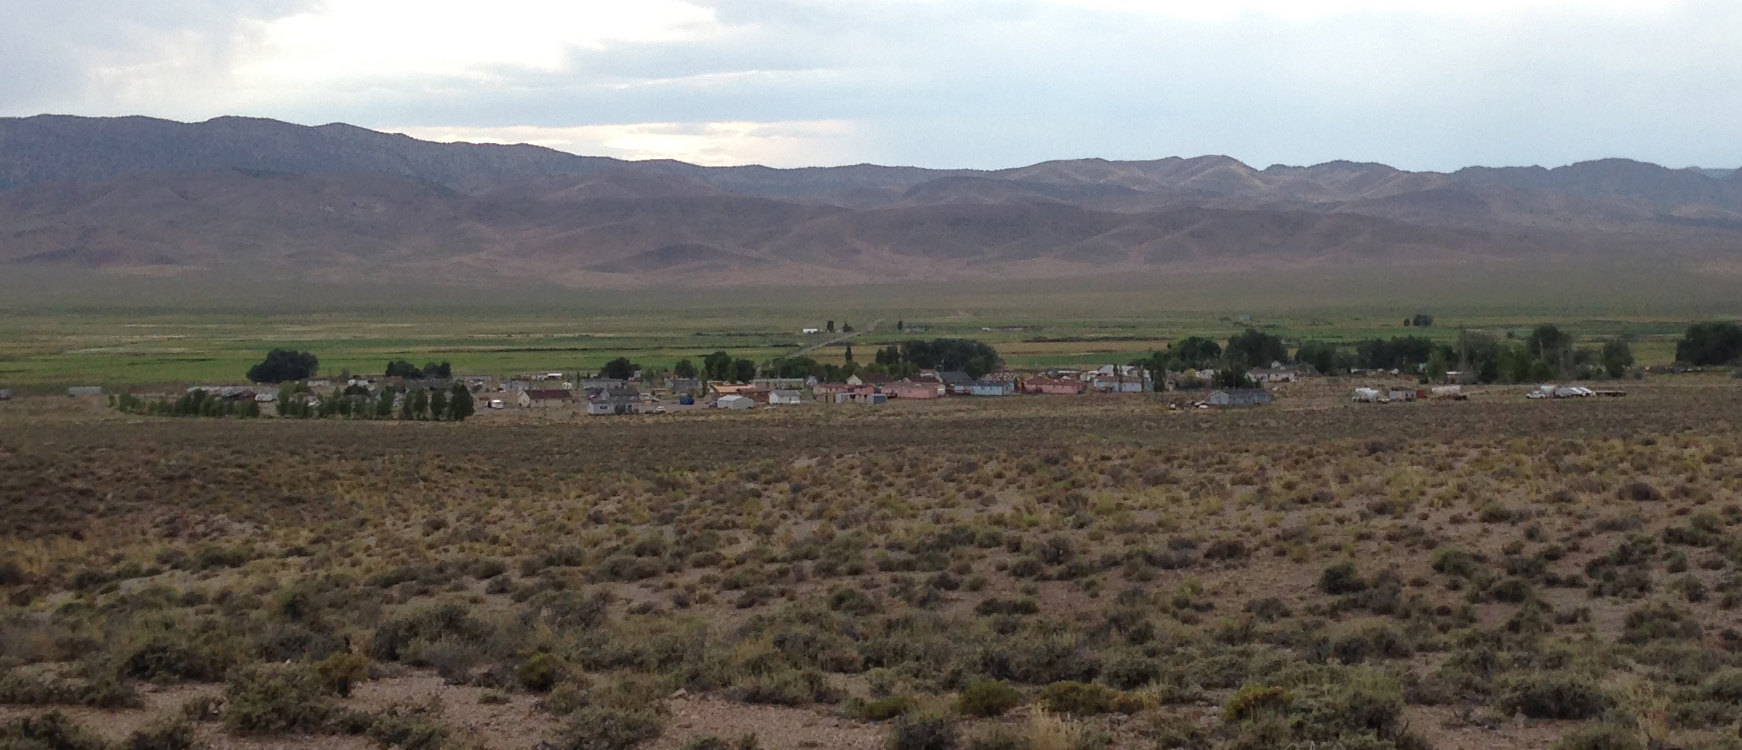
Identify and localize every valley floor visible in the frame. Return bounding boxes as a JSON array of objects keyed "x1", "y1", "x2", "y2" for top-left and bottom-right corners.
[{"x1": 3, "y1": 382, "x2": 1742, "y2": 750}]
